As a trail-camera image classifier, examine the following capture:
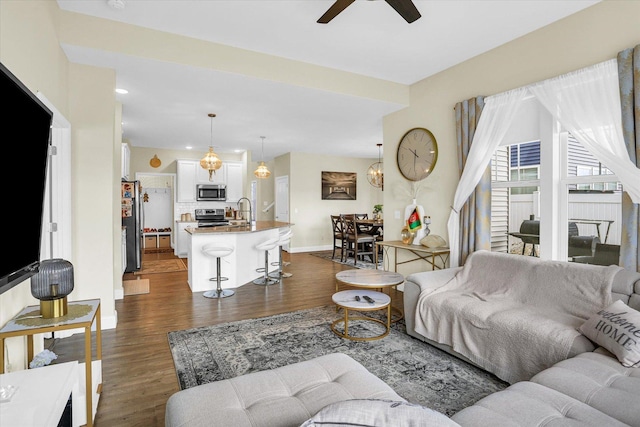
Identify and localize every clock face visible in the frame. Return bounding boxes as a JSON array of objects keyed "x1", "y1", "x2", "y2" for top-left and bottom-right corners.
[{"x1": 396, "y1": 128, "x2": 438, "y2": 181}]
